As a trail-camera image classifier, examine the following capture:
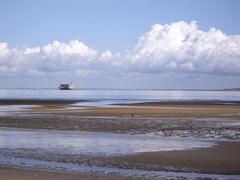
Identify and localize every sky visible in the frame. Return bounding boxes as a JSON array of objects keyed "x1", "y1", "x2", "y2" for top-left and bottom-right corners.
[{"x1": 0, "y1": 0, "x2": 240, "y2": 89}]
